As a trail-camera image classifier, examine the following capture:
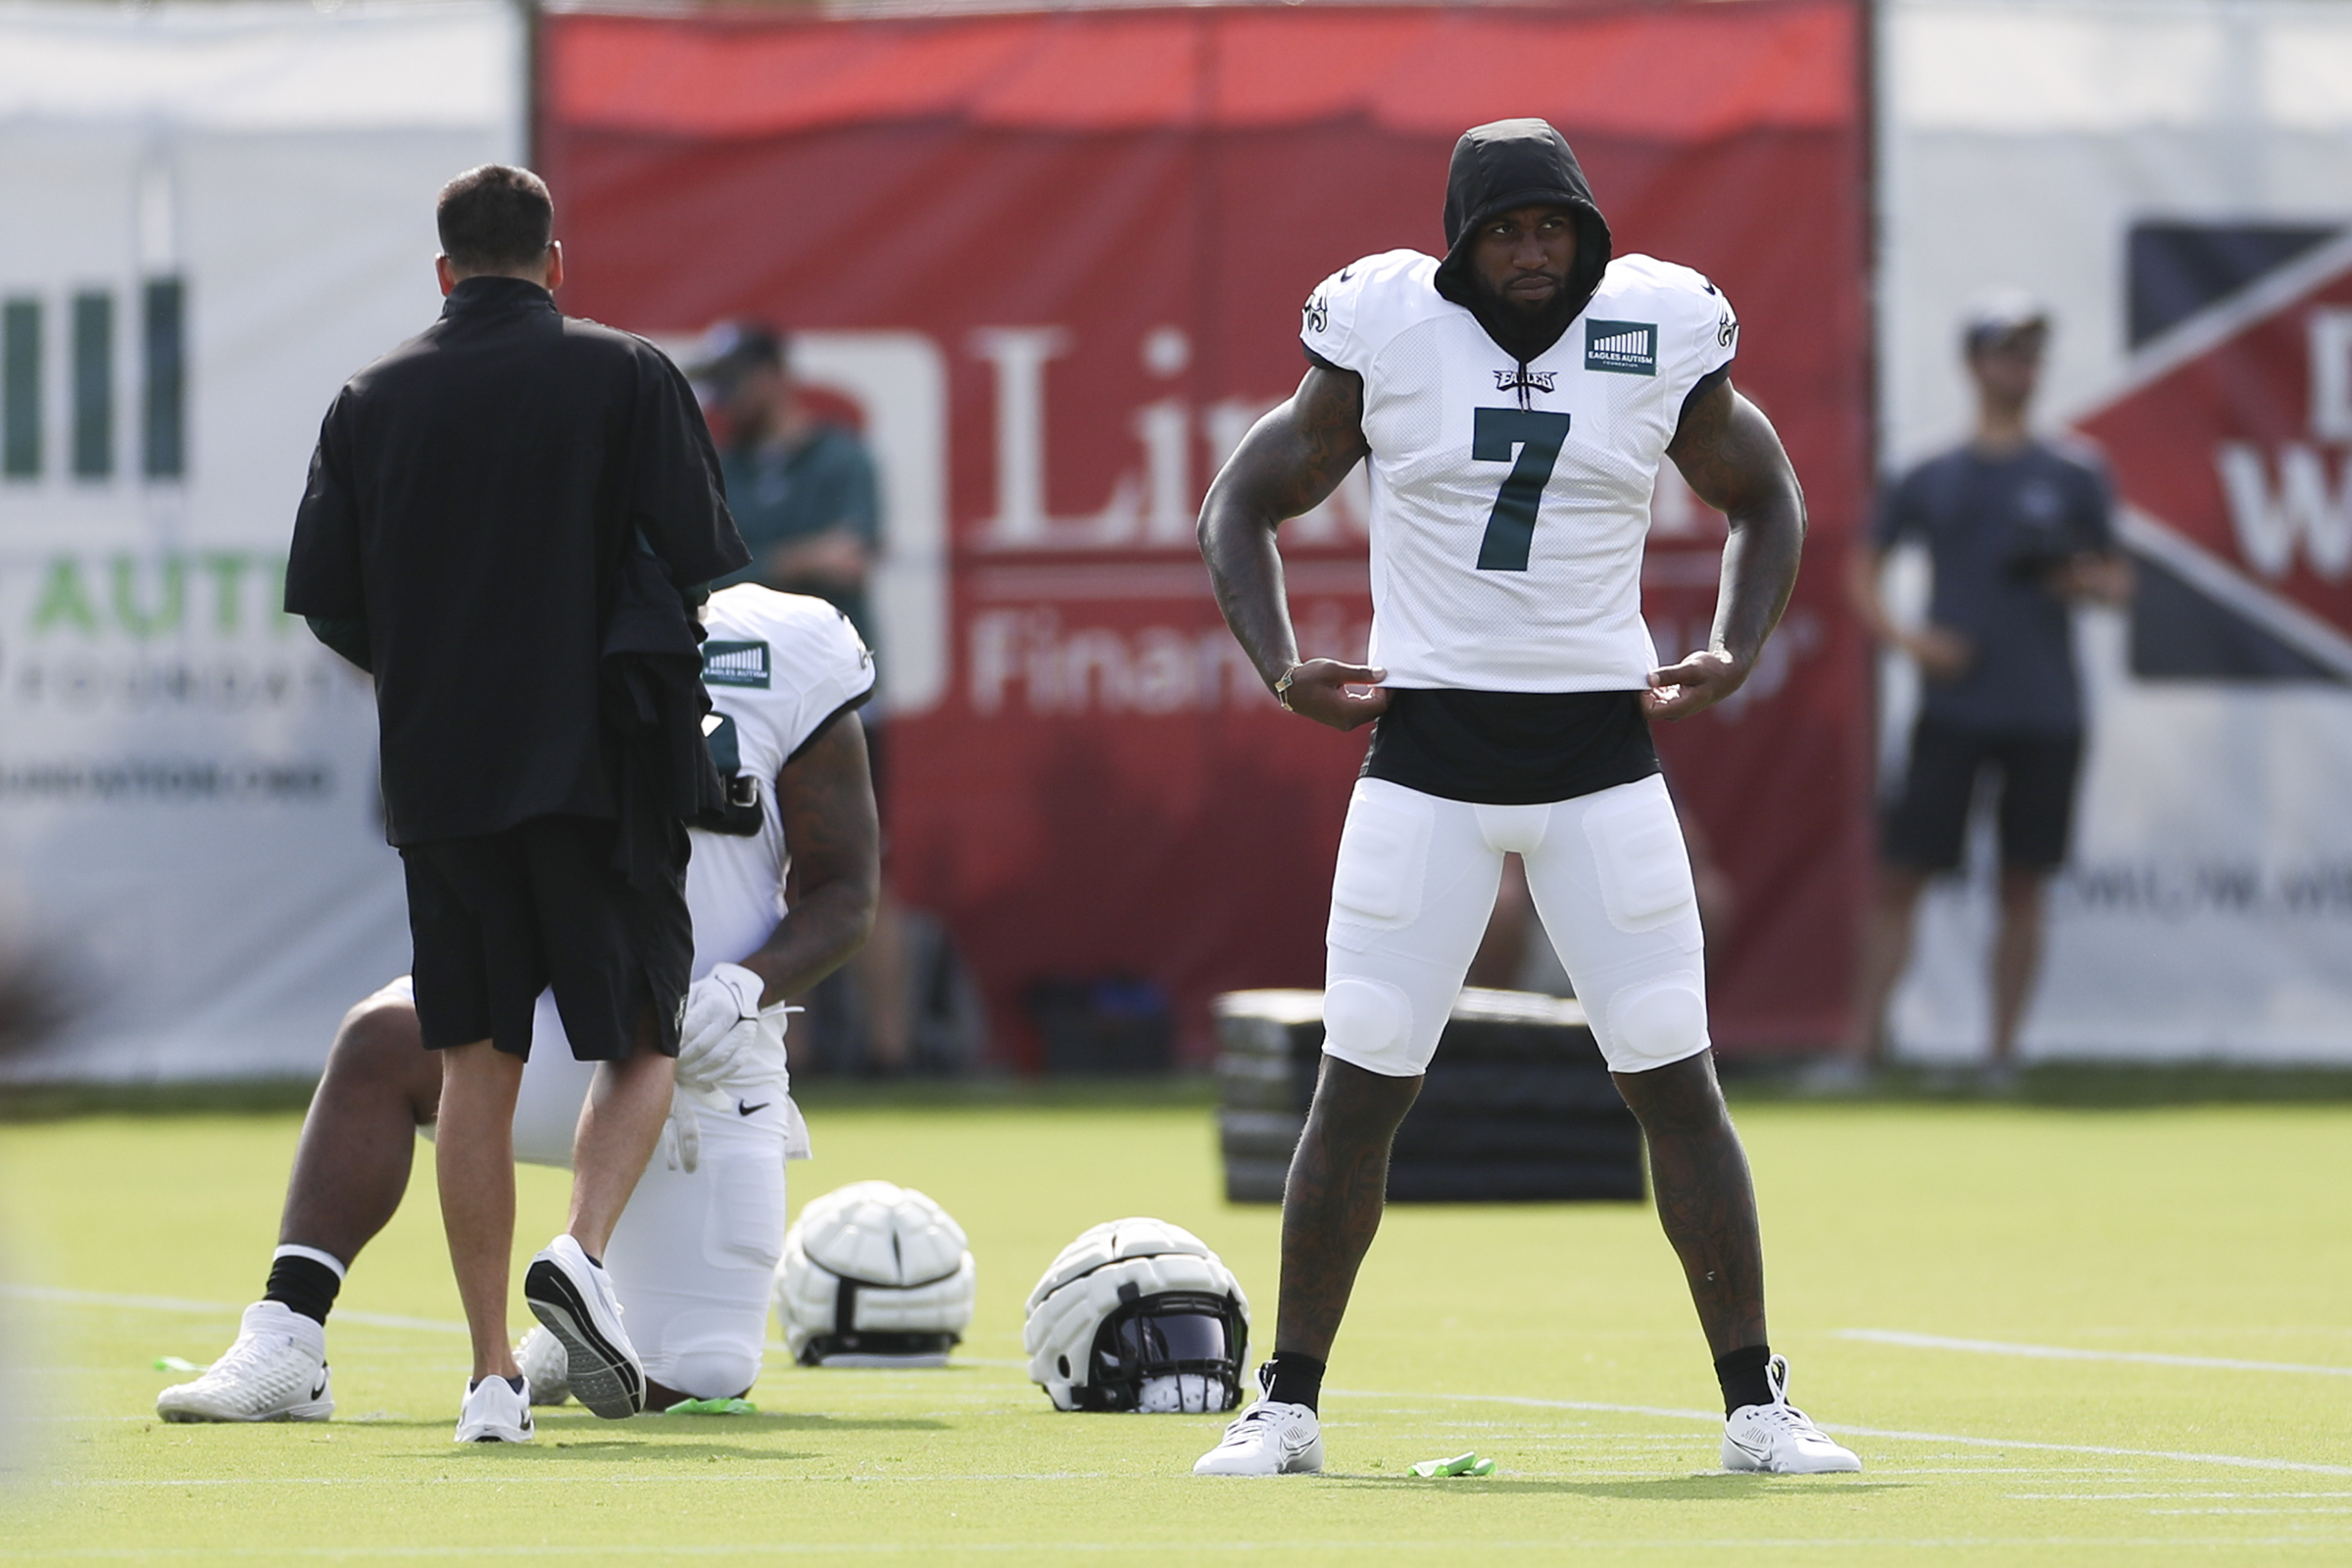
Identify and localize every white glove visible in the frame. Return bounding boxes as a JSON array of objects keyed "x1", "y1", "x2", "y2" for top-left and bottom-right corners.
[
  {"x1": 675, "y1": 962, "x2": 765, "y2": 1092},
  {"x1": 658, "y1": 1085, "x2": 701, "y2": 1174}
]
